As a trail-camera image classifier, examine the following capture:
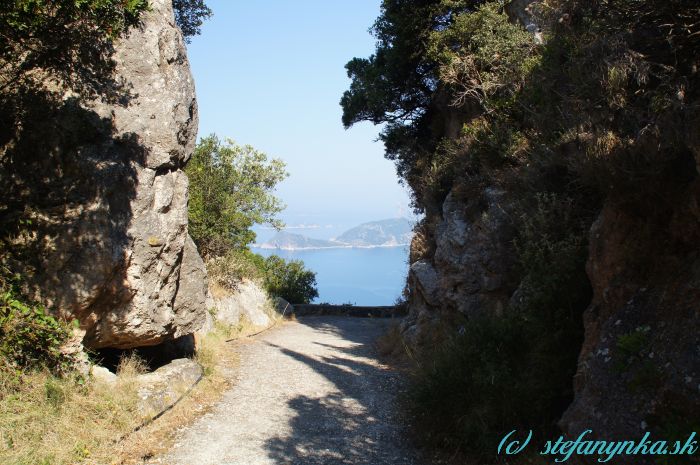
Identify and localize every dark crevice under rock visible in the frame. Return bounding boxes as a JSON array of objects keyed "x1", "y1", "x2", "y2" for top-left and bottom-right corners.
[{"x1": 92, "y1": 333, "x2": 196, "y2": 372}]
